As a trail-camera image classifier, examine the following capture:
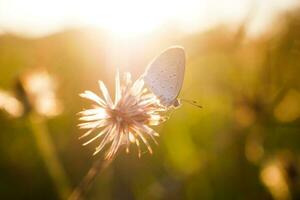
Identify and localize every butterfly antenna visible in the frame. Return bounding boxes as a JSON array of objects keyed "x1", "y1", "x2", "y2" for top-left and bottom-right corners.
[{"x1": 180, "y1": 99, "x2": 203, "y2": 108}]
